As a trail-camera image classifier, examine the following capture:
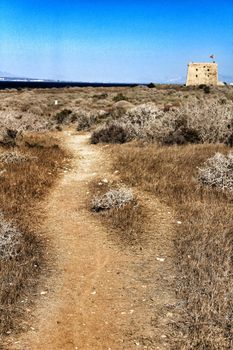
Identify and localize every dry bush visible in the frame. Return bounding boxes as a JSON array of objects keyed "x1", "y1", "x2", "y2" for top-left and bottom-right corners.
[
  {"x1": 54, "y1": 109, "x2": 72, "y2": 124},
  {"x1": 91, "y1": 187, "x2": 133, "y2": 212},
  {"x1": 91, "y1": 99, "x2": 233, "y2": 145},
  {"x1": 89, "y1": 179, "x2": 146, "y2": 246},
  {"x1": 113, "y1": 93, "x2": 129, "y2": 102},
  {"x1": 76, "y1": 109, "x2": 106, "y2": 131},
  {"x1": 175, "y1": 99, "x2": 233, "y2": 144},
  {"x1": 0, "y1": 212, "x2": 22, "y2": 260},
  {"x1": 112, "y1": 142, "x2": 233, "y2": 349},
  {"x1": 0, "y1": 111, "x2": 51, "y2": 135},
  {"x1": 92, "y1": 93, "x2": 108, "y2": 100},
  {"x1": 198, "y1": 152, "x2": 233, "y2": 191},
  {"x1": 0, "y1": 132, "x2": 67, "y2": 336},
  {"x1": 0, "y1": 151, "x2": 37, "y2": 164},
  {"x1": 91, "y1": 122, "x2": 130, "y2": 144},
  {"x1": 0, "y1": 129, "x2": 19, "y2": 148}
]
